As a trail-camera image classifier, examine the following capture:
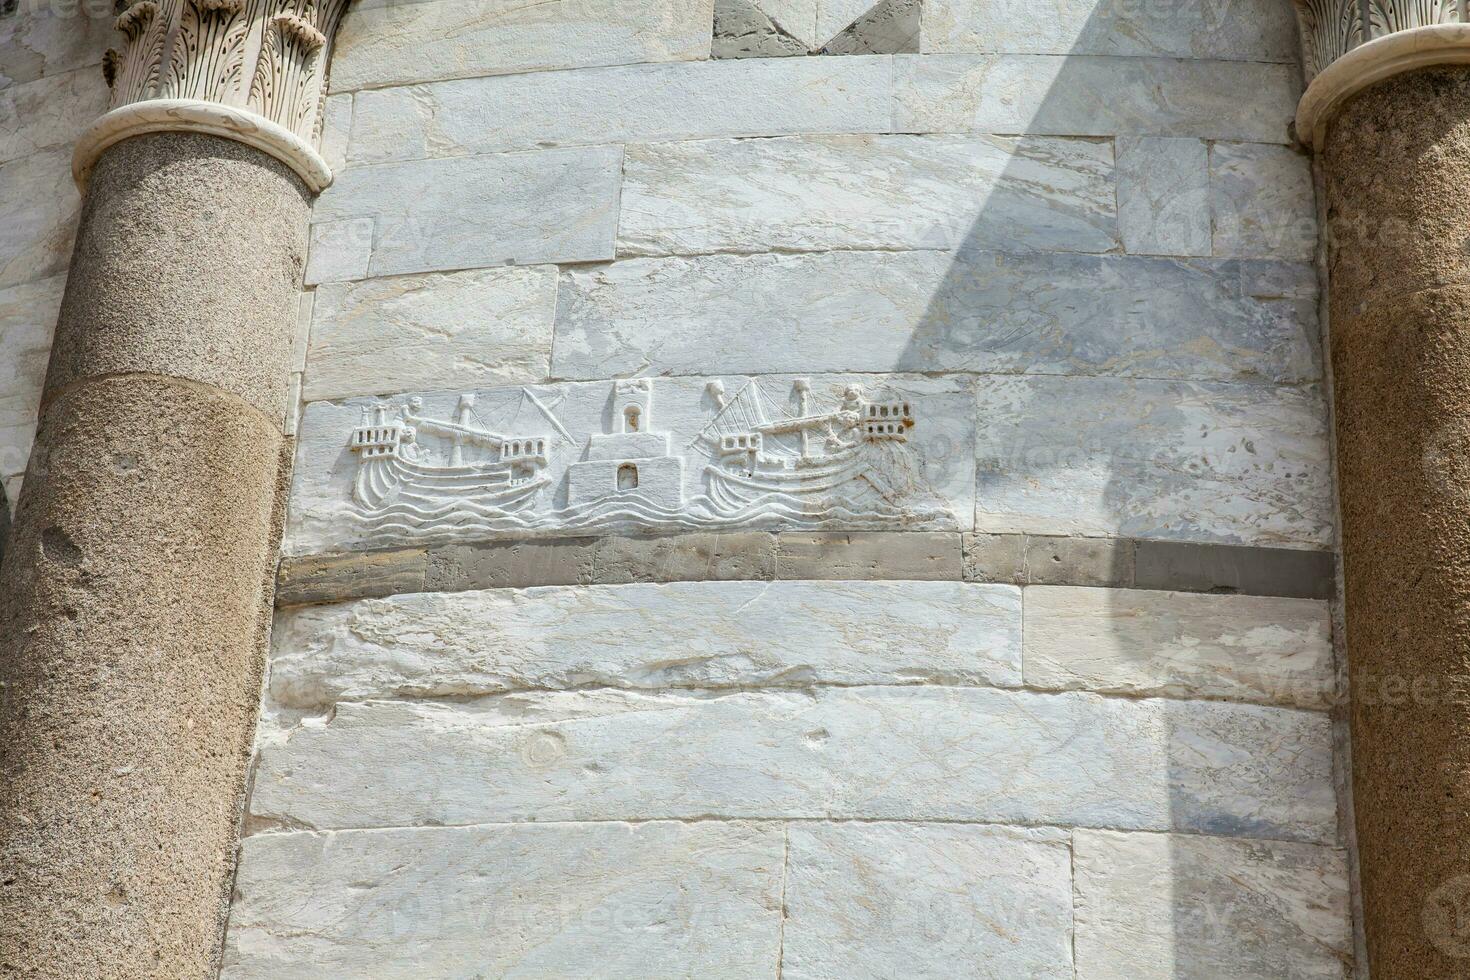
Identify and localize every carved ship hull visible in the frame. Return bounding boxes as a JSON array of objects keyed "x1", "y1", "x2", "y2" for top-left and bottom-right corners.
[
  {"x1": 706, "y1": 445, "x2": 869, "y2": 513},
  {"x1": 354, "y1": 454, "x2": 547, "y2": 514}
]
